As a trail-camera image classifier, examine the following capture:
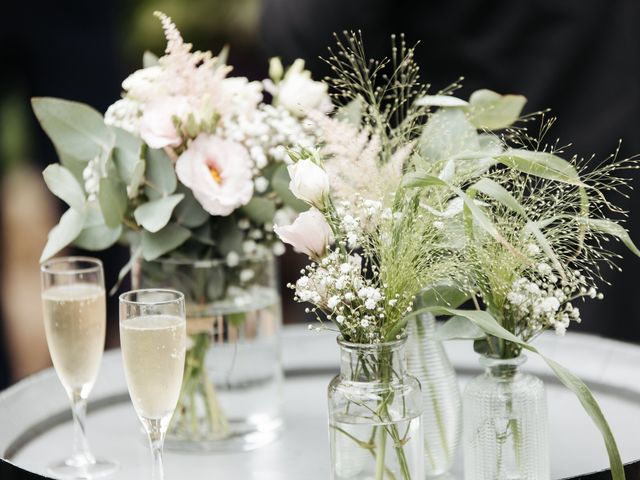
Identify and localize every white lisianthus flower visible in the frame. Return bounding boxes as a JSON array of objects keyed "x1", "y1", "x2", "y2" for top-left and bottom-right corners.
[
  {"x1": 175, "y1": 134, "x2": 254, "y2": 216},
  {"x1": 139, "y1": 96, "x2": 190, "y2": 149},
  {"x1": 287, "y1": 159, "x2": 330, "y2": 207},
  {"x1": 274, "y1": 208, "x2": 332, "y2": 259},
  {"x1": 277, "y1": 59, "x2": 332, "y2": 116}
]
